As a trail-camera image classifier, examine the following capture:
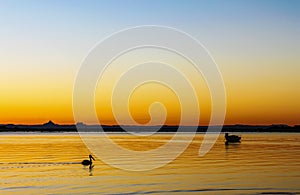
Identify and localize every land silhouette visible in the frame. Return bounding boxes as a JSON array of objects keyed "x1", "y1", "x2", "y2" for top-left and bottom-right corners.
[{"x1": 0, "y1": 121, "x2": 299, "y2": 133}]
